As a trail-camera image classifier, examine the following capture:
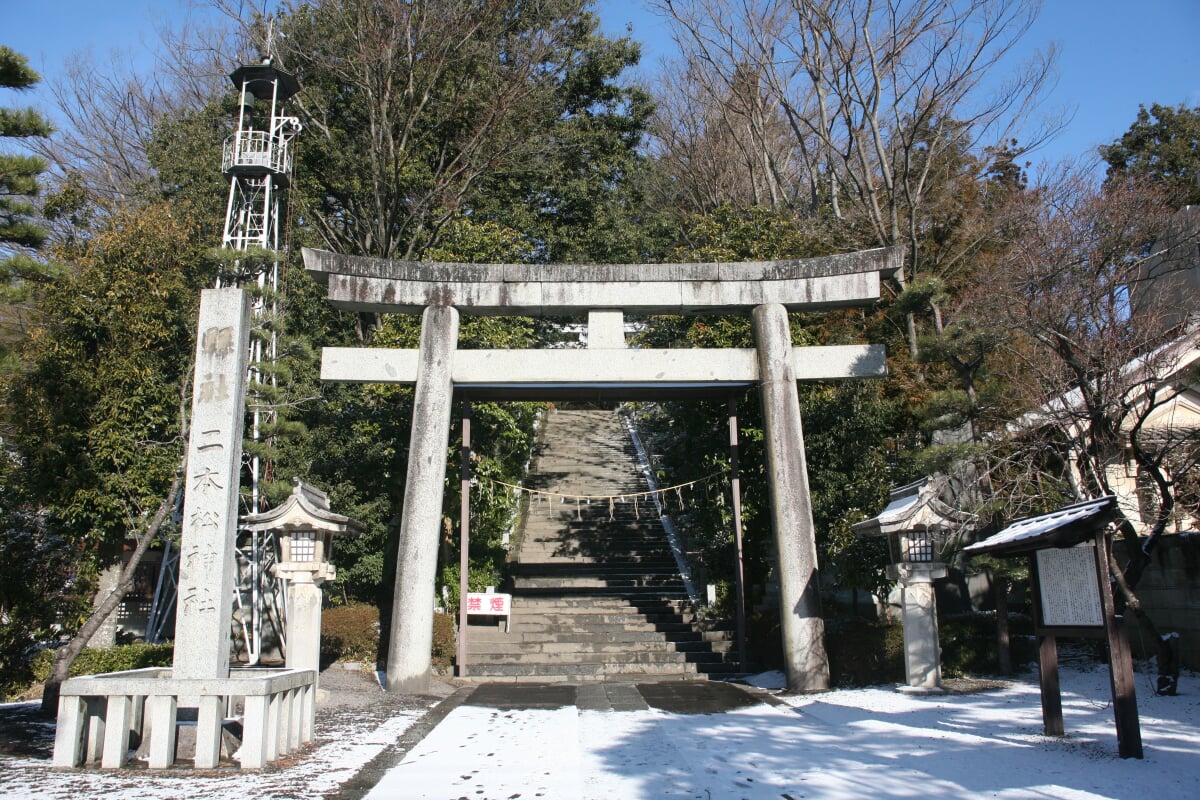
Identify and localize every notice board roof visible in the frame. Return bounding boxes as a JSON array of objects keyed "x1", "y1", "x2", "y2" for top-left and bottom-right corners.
[{"x1": 962, "y1": 496, "x2": 1118, "y2": 558}]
